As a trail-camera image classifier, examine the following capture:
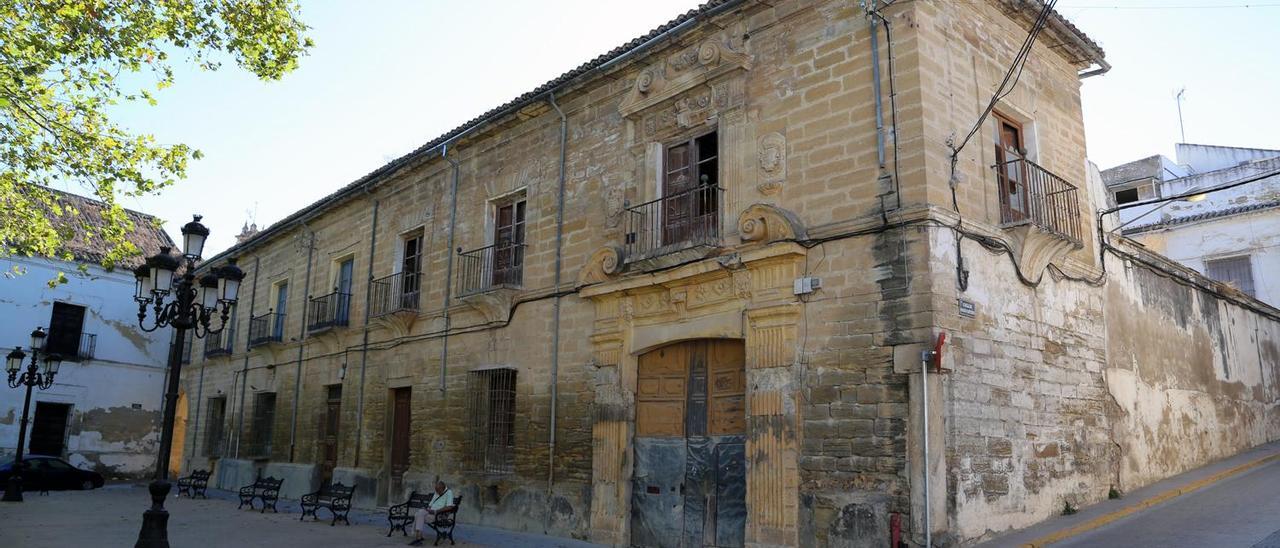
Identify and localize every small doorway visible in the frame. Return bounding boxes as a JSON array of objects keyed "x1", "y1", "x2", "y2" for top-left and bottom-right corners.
[
  {"x1": 632, "y1": 339, "x2": 746, "y2": 547},
  {"x1": 29, "y1": 402, "x2": 73, "y2": 457},
  {"x1": 320, "y1": 385, "x2": 342, "y2": 482},
  {"x1": 389, "y1": 387, "x2": 412, "y2": 492}
]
